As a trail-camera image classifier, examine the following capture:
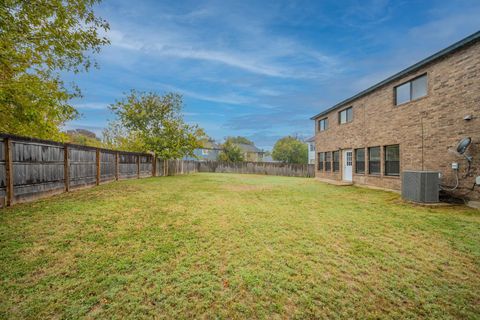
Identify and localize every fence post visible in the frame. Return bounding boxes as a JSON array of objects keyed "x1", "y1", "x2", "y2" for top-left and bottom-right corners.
[
  {"x1": 64, "y1": 144, "x2": 69, "y2": 192},
  {"x1": 96, "y1": 148, "x2": 100, "y2": 186},
  {"x1": 5, "y1": 138, "x2": 13, "y2": 206},
  {"x1": 137, "y1": 155, "x2": 140, "y2": 179},
  {"x1": 115, "y1": 152, "x2": 119, "y2": 181},
  {"x1": 152, "y1": 155, "x2": 156, "y2": 177}
]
